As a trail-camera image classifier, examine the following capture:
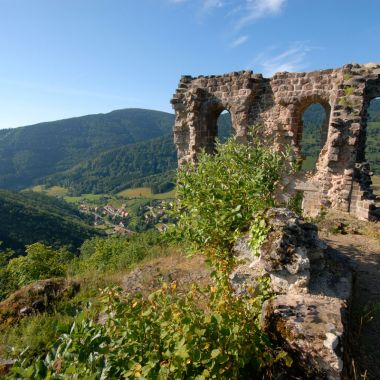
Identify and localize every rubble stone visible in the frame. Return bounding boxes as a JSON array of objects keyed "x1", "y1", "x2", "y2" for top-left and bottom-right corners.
[{"x1": 230, "y1": 208, "x2": 352, "y2": 379}]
